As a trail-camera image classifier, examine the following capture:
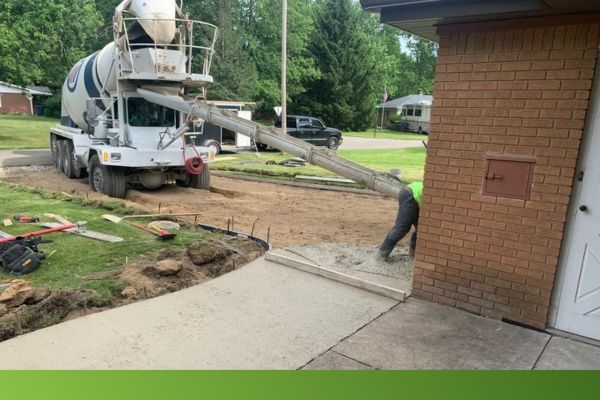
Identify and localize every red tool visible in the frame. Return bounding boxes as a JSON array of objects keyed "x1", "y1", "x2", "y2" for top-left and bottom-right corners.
[
  {"x1": 13, "y1": 215, "x2": 40, "y2": 223},
  {"x1": 0, "y1": 224, "x2": 76, "y2": 244},
  {"x1": 127, "y1": 222, "x2": 177, "y2": 241}
]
